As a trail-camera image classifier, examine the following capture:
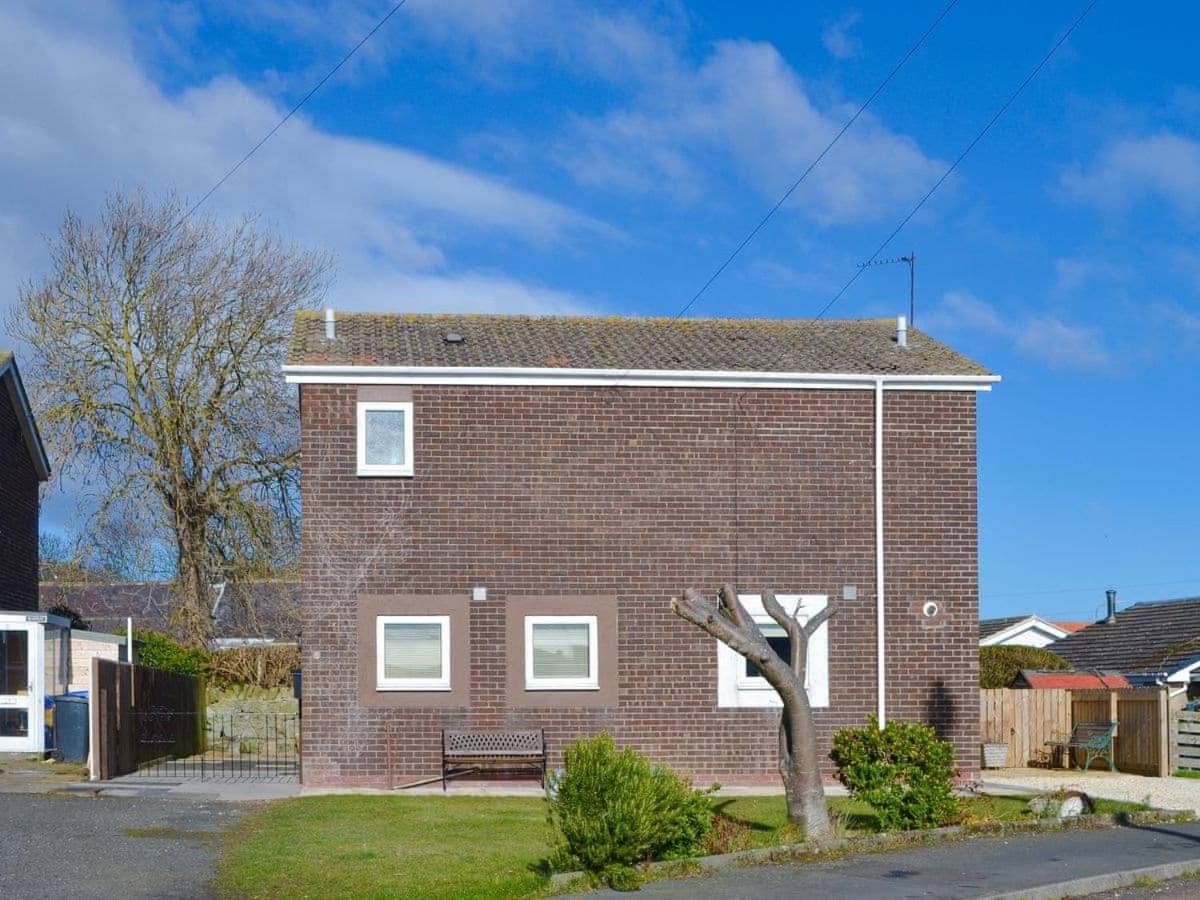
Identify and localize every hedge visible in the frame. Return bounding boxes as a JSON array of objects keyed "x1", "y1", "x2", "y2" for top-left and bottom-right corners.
[{"x1": 979, "y1": 645, "x2": 1070, "y2": 688}]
